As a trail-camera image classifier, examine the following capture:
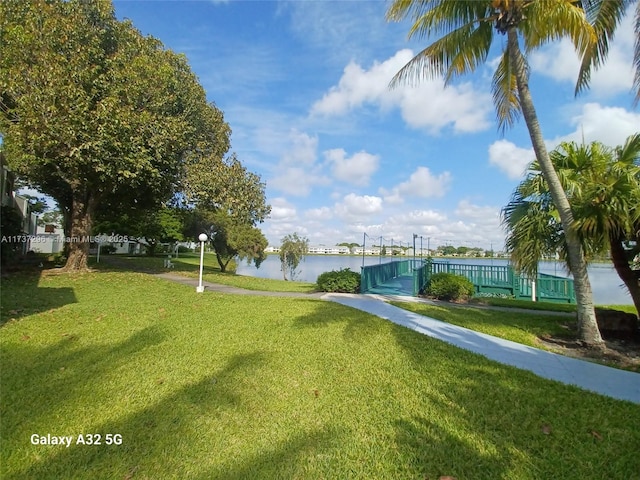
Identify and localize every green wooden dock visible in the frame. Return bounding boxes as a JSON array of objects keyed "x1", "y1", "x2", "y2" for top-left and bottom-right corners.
[{"x1": 361, "y1": 259, "x2": 575, "y2": 303}]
